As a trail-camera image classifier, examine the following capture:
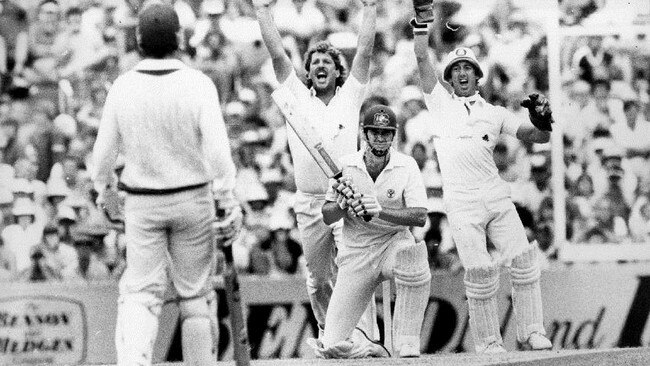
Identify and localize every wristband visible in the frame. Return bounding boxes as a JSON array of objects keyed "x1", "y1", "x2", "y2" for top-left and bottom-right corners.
[{"x1": 410, "y1": 17, "x2": 429, "y2": 29}]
